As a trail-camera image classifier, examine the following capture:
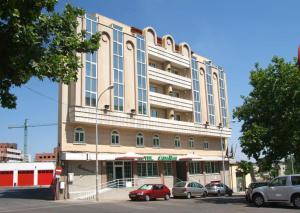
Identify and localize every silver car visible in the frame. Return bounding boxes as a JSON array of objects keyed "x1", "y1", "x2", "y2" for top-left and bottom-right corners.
[
  {"x1": 205, "y1": 183, "x2": 233, "y2": 196},
  {"x1": 172, "y1": 181, "x2": 208, "y2": 199}
]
